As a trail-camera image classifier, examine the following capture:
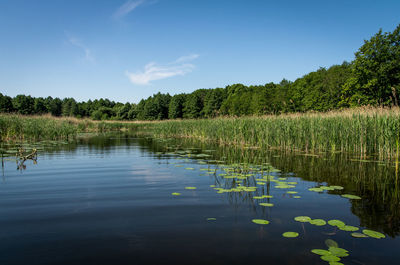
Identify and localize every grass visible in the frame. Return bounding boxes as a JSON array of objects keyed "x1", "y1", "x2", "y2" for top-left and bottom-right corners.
[
  {"x1": 144, "y1": 107, "x2": 400, "y2": 159},
  {"x1": 0, "y1": 114, "x2": 143, "y2": 142}
]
